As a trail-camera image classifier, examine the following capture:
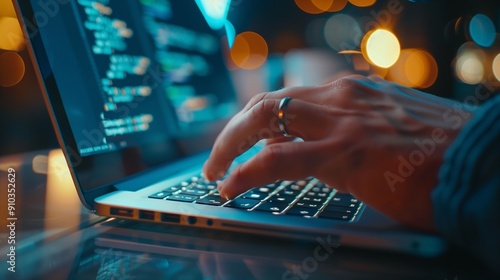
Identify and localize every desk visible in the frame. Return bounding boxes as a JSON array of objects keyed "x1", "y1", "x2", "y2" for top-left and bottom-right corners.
[{"x1": 0, "y1": 149, "x2": 495, "y2": 279}]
